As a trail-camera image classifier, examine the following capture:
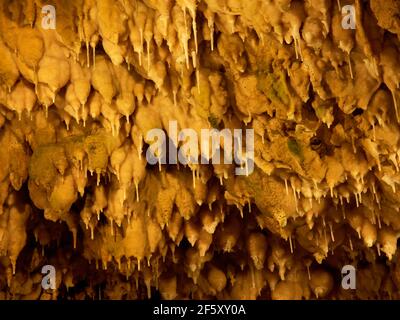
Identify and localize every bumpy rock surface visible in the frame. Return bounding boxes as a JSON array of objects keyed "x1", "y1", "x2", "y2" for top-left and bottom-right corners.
[{"x1": 0, "y1": 0, "x2": 400, "y2": 300}]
